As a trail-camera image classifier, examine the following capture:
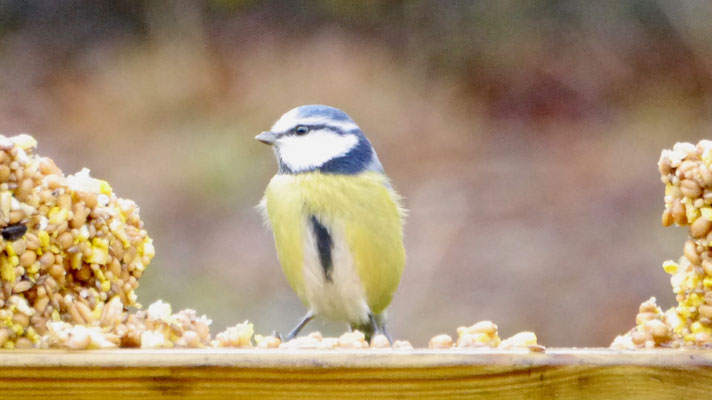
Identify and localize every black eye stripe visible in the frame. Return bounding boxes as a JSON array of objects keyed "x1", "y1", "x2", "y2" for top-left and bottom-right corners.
[{"x1": 290, "y1": 124, "x2": 353, "y2": 135}]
